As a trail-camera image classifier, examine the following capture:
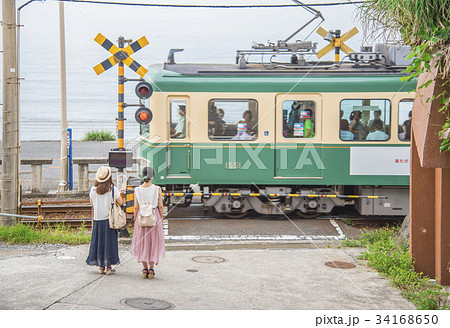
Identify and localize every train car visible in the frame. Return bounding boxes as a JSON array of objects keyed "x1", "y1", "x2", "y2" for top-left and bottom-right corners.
[{"x1": 138, "y1": 43, "x2": 416, "y2": 218}]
